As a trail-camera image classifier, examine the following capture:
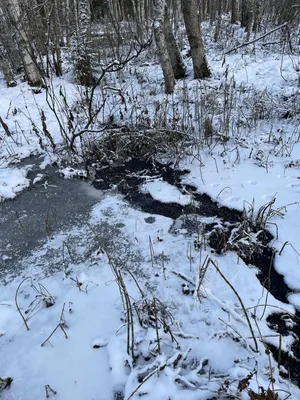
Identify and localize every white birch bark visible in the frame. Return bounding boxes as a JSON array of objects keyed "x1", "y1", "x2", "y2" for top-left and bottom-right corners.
[
  {"x1": 164, "y1": 6, "x2": 186, "y2": 79},
  {"x1": 153, "y1": 0, "x2": 175, "y2": 94},
  {"x1": 76, "y1": 0, "x2": 93, "y2": 85},
  {"x1": 2, "y1": 0, "x2": 42, "y2": 85}
]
